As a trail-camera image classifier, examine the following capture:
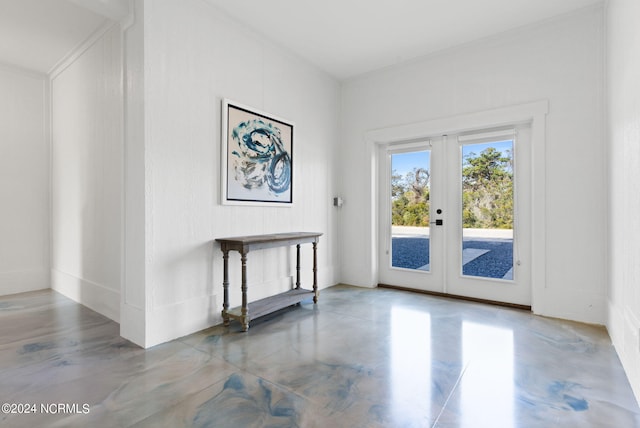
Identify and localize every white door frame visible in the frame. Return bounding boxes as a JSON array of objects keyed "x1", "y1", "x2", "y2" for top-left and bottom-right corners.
[
  {"x1": 444, "y1": 127, "x2": 532, "y2": 305},
  {"x1": 378, "y1": 140, "x2": 446, "y2": 293},
  {"x1": 364, "y1": 101, "x2": 548, "y2": 311}
]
